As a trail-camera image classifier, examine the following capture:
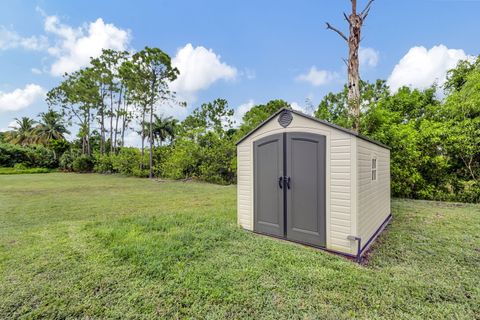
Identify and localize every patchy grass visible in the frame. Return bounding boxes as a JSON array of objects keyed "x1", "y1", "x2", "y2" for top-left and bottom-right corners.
[
  {"x1": 0, "y1": 173, "x2": 479, "y2": 319},
  {"x1": 0, "y1": 167, "x2": 52, "y2": 175}
]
